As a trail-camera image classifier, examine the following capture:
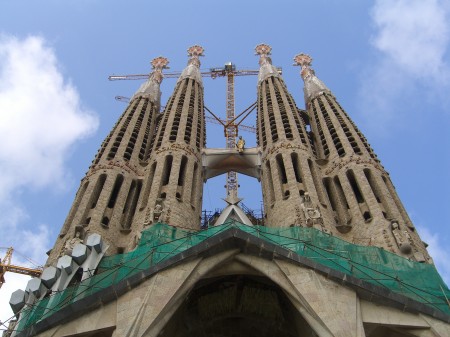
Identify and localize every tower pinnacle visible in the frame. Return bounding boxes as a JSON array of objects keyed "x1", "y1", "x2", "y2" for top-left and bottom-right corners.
[
  {"x1": 293, "y1": 53, "x2": 330, "y2": 101},
  {"x1": 133, "y1": 56, "x2": 169, "y2": 103},
  {"x1": 150, "y1": 56, "x2": 170, "y2": 83},
  {"x1": 255, "y1": 43, "x2": 280, "y2": 83},
  {"x1": 178, "y1": 45, "x2": 204, "y2": 84}
]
